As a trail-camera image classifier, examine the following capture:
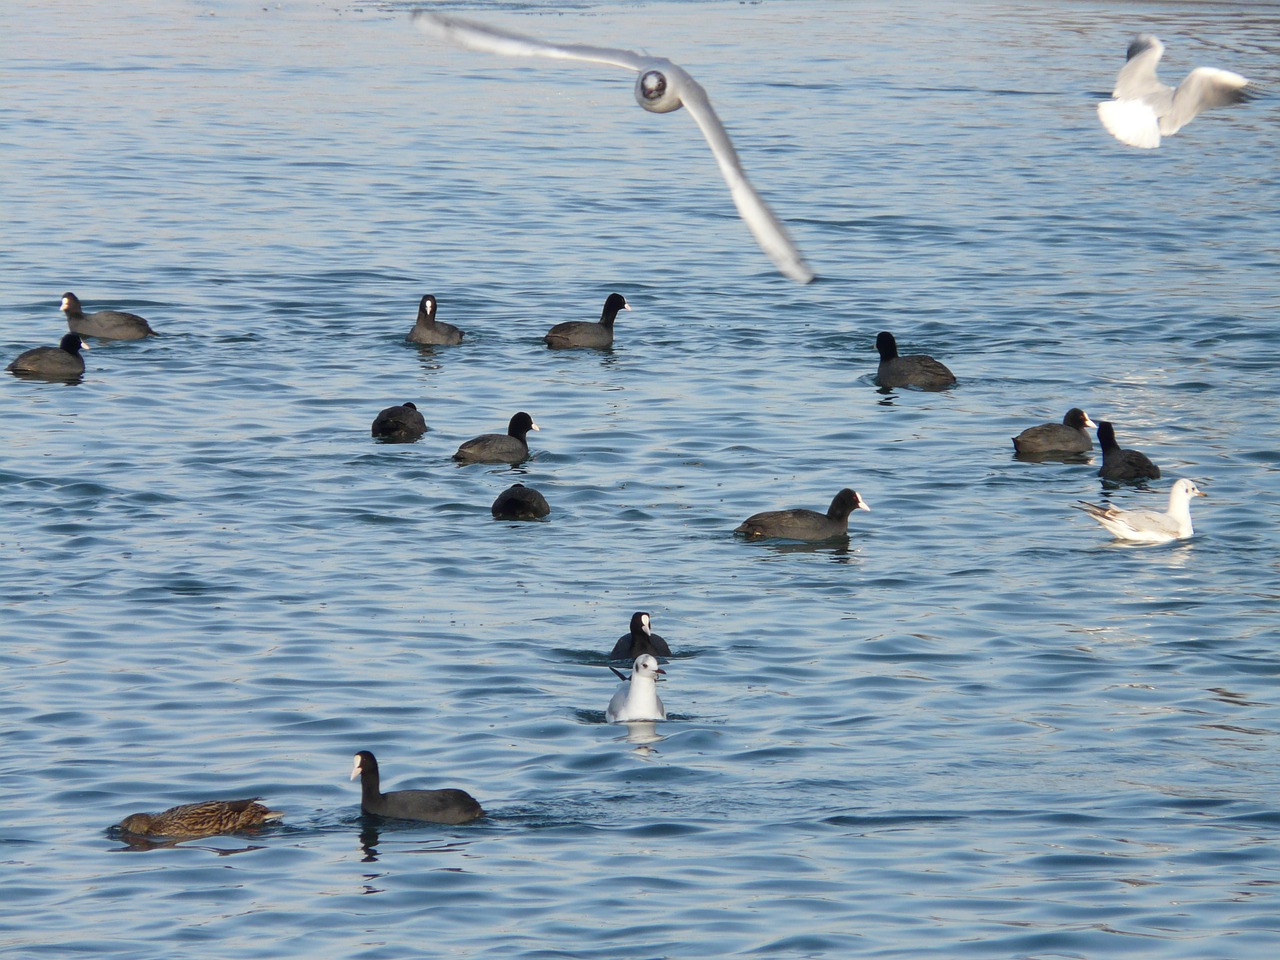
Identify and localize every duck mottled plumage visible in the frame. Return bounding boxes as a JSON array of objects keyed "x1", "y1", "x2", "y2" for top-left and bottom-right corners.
[{"x1": 115, "y1": 798, "x2": 283, "y2": 838}]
